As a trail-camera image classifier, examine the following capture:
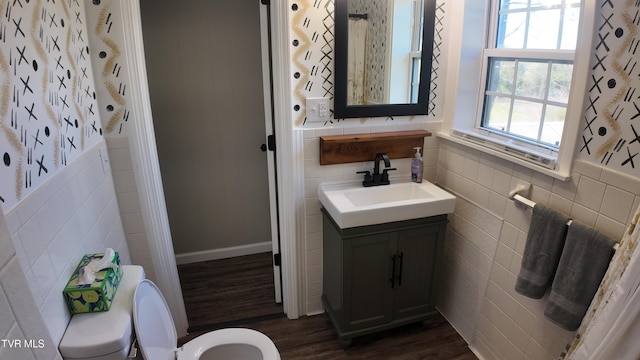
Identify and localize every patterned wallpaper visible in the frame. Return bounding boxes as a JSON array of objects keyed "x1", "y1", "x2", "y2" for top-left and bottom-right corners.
[
  {"x1": 291, "y1": 0, "x2": 639, "y2": 179},
  {"x1": 577, "y1": 0, "x2": 640, "y2": 178},
  {"x1": 85, "y1": 0, "x2": 133, "y2": 138},
  {"x1": 429, "y1": 1, "x2": 443, "y2": 117},
  {"x1": 0, "y1": 0, "x2": 102, "y2": 211},
  {"x1": 3, "y1": 0, "x2": 633, "y2": 212},
  {"x1": 289, "y1": 0, "x2": 445, "y2": 125}
]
